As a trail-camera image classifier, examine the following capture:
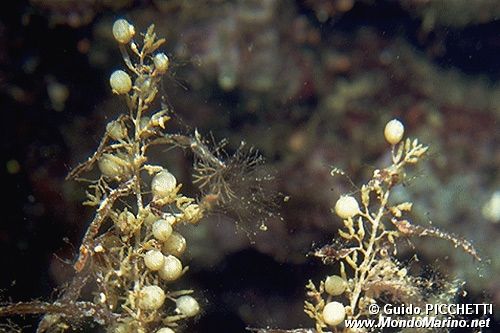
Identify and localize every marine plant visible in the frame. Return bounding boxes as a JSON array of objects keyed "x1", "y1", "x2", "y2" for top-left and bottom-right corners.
[
  {"x1": 303, "y1": 119, "x2": 480, "y2": 332},
  {"x1": 0, "y1": 19, "x2": 271, "y2": 333},
  {"x1": 249, "y1": 119, "x2": 480, "y2": 333}
]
